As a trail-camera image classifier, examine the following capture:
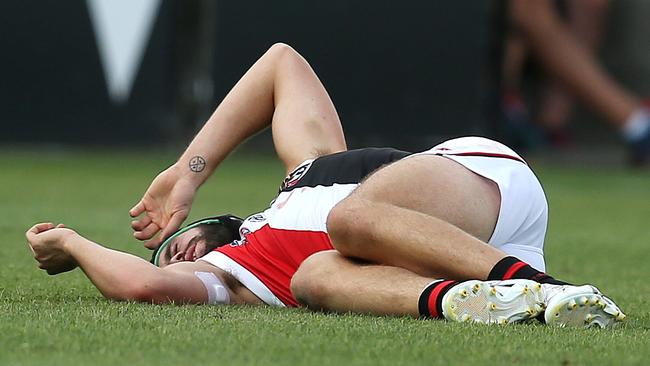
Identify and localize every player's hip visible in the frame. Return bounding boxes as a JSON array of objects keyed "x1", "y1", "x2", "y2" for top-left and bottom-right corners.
[{"x1": 414, "y1": 137, "x2": 548, "y2": 269}]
